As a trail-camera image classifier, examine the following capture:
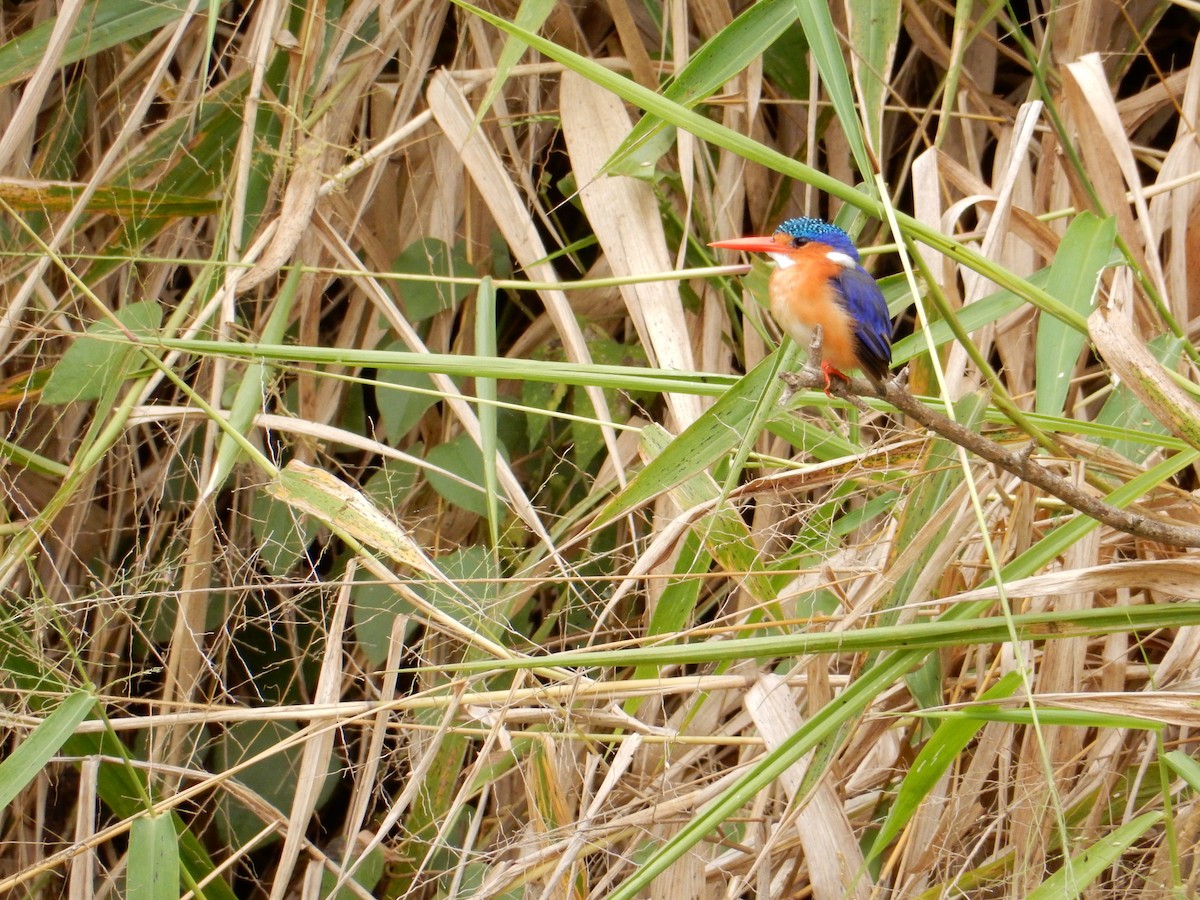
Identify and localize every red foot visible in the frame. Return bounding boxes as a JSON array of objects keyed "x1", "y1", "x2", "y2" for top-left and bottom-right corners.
[{"x1": 821, "y1": 362, "x2": 850, "y2": 395}]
